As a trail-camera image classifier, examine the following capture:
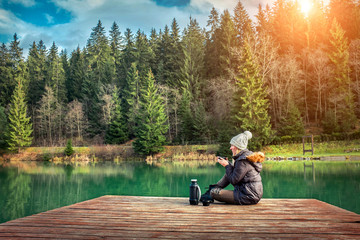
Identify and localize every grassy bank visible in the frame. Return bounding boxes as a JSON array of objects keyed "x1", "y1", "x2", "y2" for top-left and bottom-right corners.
[
  {"x1": 263, "y1": 139, "x2": 360, "y2": 157},
  {"x1": 0, "y1": 139, "x2": 359, "y2": 162}
]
